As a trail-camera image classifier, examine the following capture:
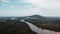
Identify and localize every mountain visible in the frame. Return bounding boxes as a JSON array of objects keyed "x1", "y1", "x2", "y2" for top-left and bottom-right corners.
[
  {"x1": 23, "y1": 14, "x2": 43, "y2": 20},
  {"x1": 31, "y1": 15, "x2": 43, "y2": 18},
  {"x1": 30, "y1": 15, "x2": 42, "y2": 18}
]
